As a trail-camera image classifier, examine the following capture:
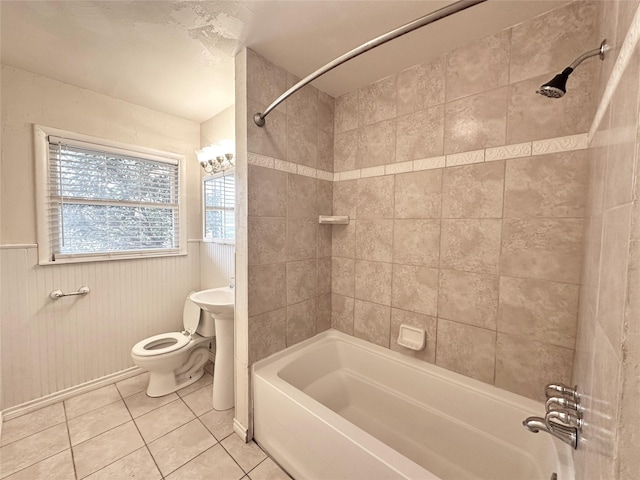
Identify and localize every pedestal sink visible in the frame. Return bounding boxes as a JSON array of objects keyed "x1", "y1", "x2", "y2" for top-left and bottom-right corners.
[{"x1": 189, "y1": 287, "x2": 234, "y2": 410}]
